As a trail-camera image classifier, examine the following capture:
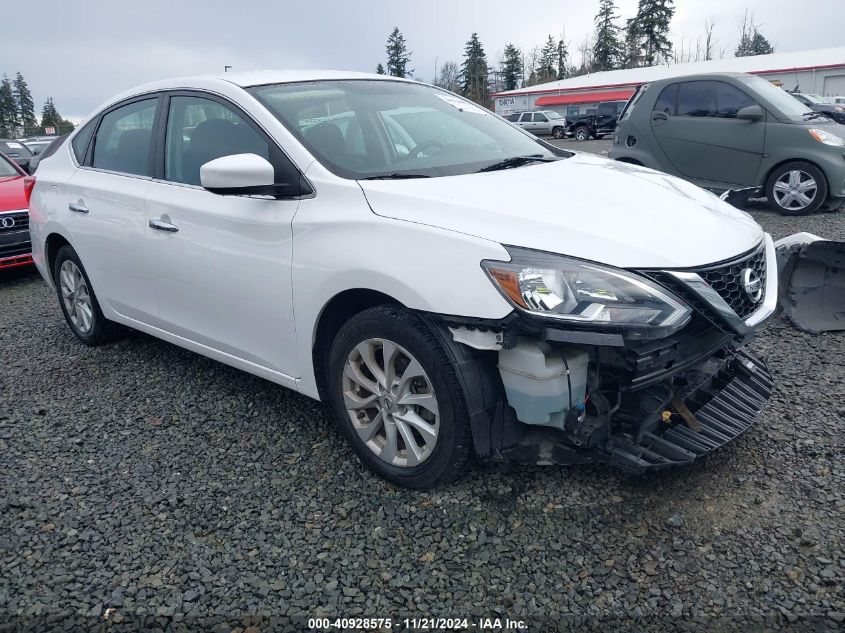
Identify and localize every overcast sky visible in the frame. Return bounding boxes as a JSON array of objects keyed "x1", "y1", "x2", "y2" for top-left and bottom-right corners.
[{"x1": 7, "y1": 0, "x2": 844, "y2": 120}]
